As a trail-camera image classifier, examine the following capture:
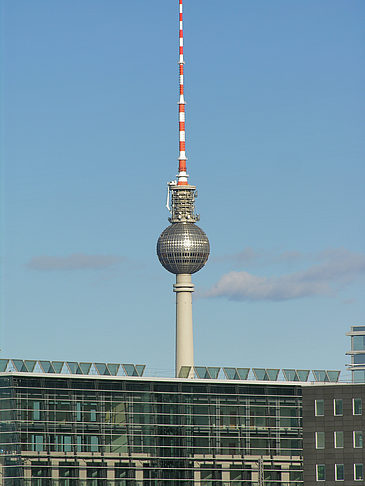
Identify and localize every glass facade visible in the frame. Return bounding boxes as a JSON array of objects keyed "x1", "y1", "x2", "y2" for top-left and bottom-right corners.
[
  {"x1": 0, "y1": 374, "x2": 303, "y2": 485},
  {"x1": 347, "y1": 326, "x2": 365, "y2": 383}
]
